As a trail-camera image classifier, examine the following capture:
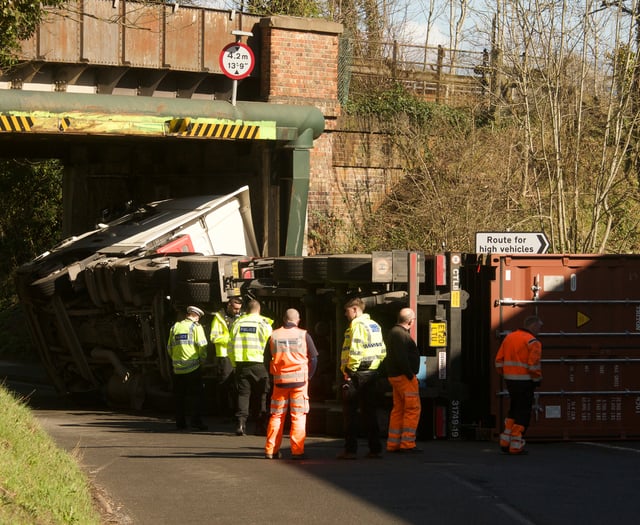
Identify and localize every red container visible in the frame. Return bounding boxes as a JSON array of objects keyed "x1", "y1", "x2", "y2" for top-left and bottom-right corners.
[{"x1": 487, "y1": 254, "x2": 640, "y2": 440}]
